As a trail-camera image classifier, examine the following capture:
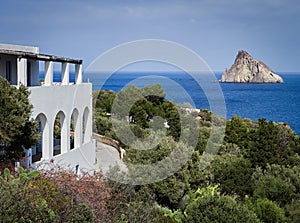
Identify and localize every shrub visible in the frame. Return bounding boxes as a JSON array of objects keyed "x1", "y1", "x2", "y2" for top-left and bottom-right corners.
[
  {"x1": 248, "y1": 198, "x2": 287, "y2": 223},
  {"x1": 184, "y1": 194, "x2": 260, "y2": 223}
]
